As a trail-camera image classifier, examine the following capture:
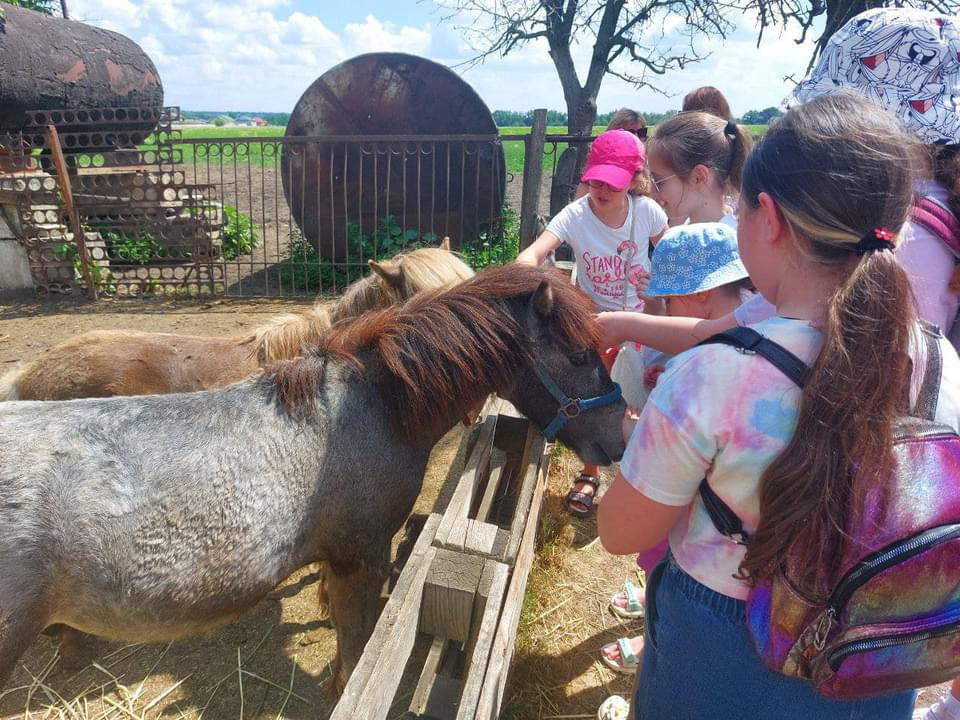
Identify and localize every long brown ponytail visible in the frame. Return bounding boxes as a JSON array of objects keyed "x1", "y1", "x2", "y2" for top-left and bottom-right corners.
[
  {"x1": 737, "y1": 93, "x2": 922, "y2": 595},
  {"x1": 649, "y1": 111, "x2": 752, "y2": 194}
]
